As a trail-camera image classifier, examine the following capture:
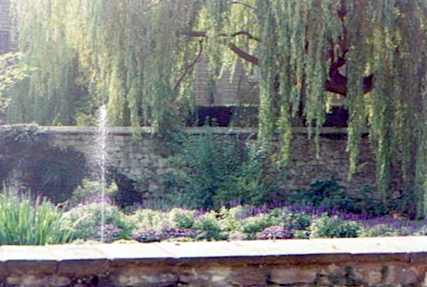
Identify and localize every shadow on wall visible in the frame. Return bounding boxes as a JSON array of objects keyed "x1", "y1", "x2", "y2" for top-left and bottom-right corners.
[
  {"x1": 191, "y1": 106, "x2": 349, "y2": 128},
  {"x1": 0, "y1": 125, "x2": 88, "y2": 203}
]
